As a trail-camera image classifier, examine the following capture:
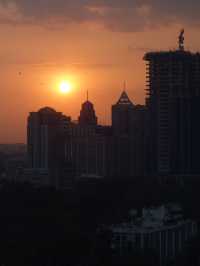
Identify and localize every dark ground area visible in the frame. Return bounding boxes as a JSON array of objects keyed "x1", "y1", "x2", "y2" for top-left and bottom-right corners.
[{"x1": 0, "y1": 176, "x2": 199, "y2": 266}]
